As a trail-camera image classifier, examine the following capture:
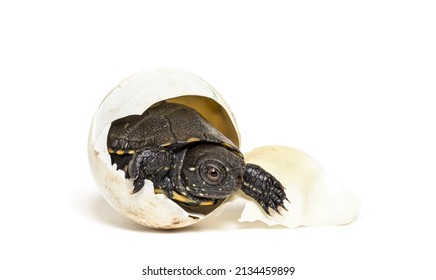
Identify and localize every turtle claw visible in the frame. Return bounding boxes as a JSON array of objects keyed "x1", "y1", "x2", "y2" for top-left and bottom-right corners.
[
  {"x1": 162, "y1": 177, "x2": 174, "y2": 199},
  {"x1": 131, "y1": 178, "x2": 145, "y2": 194},
  {"x1": 241, "y1": 163, "x2": 289, "y2": 215},
  {"x1": 270, "y1": 203, "x2": 281, "y2": 216}
]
